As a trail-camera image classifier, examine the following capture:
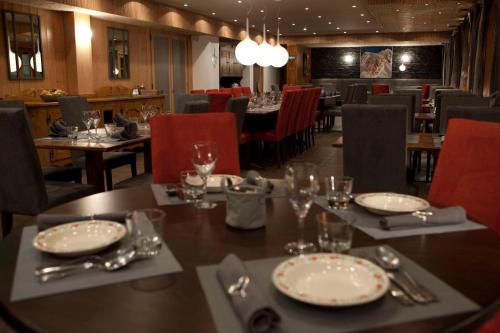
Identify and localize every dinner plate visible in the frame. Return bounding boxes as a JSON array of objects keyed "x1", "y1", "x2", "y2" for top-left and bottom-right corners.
[
  {"x1": 33, "y1": 220, "x2": 127, "y2": 257},
  {"x1": 355, "y1": 192, "x2": 430, "y2": 215},
  {"x1": 272, "y1": 254, "x2": 389, "y2": 307},
  {"x1": 206, "y1": 174, "x2": 244, "y2": 192}
]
